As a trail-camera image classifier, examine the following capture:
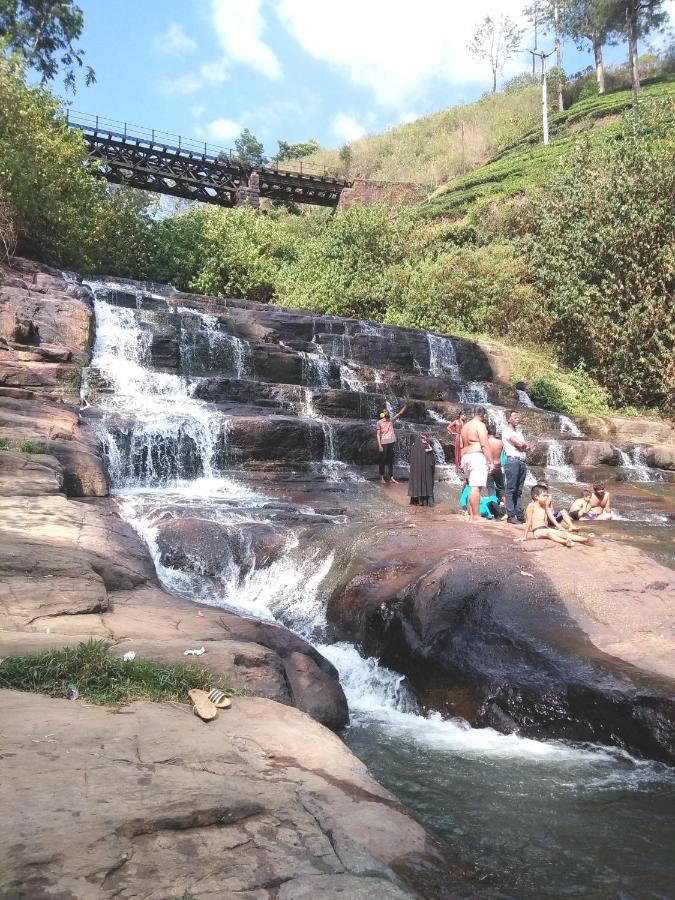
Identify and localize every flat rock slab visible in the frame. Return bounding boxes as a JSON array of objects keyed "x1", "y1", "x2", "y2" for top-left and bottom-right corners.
[
  {"x1": 0, "y1": 690, "x2": 464, "y2": 899},
  {"x1": 0, "y1": 450, "x2": 64, "y2": 496}
]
